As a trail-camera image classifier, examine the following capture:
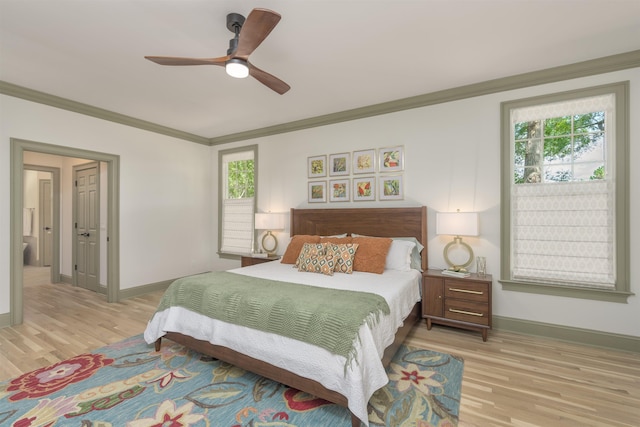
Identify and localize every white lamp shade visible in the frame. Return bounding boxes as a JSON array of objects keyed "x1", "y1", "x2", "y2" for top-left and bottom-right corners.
[
  {"x1": 436, "y1": 212, "x2": 479, "y2": 236},
  {"x1": 255, "y1": 212, "x2": 286, "y2": 230}
]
